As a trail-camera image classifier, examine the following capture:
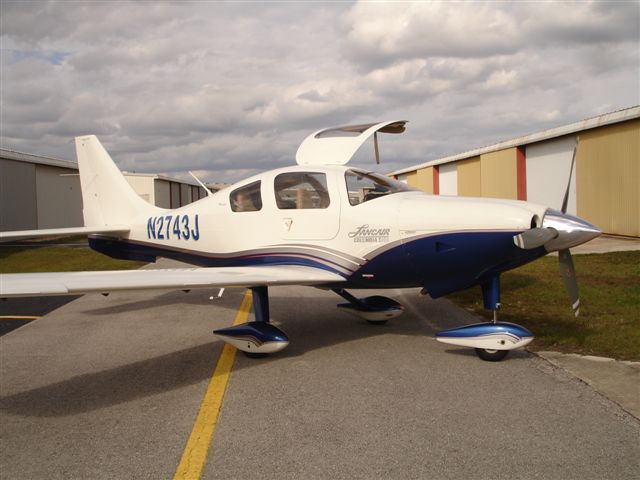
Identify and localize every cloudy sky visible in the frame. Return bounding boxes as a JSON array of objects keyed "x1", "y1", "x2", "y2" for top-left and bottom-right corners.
[{"x1": 1, "y1": 1, "x2": 638, "y2": 183}]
